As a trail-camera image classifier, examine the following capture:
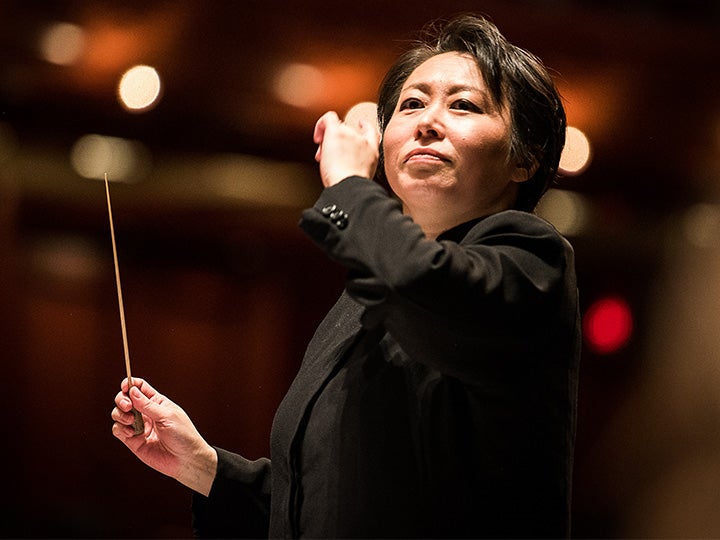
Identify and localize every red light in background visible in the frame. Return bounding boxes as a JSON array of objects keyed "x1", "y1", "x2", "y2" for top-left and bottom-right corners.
[{"x1": 583, "y1": 296, "x2": 634, "y2": 354}]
